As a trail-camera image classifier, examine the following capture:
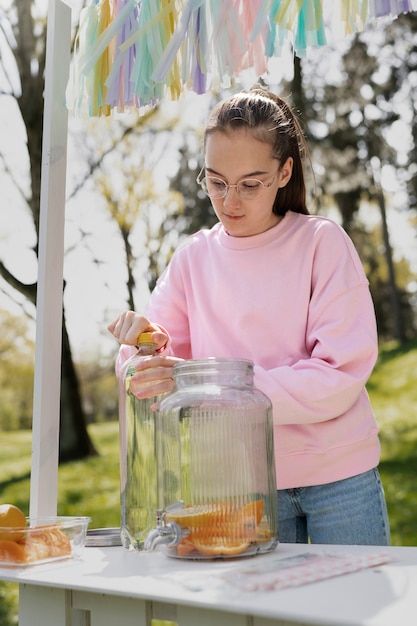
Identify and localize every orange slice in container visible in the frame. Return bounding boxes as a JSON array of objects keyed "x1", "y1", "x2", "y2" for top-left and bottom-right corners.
[
  {"x1": 22, "y1": 533, "x2": 51, "y2": 562},
  {"x1": 23, "y1": 527, "x2": 71, "y2": 561},
  {"x1": 44, "y1": 527, "x2": 71, "y2": 556},
  {"x1": 0, "y1": 539, "x2": 28, "y2": 563}
]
